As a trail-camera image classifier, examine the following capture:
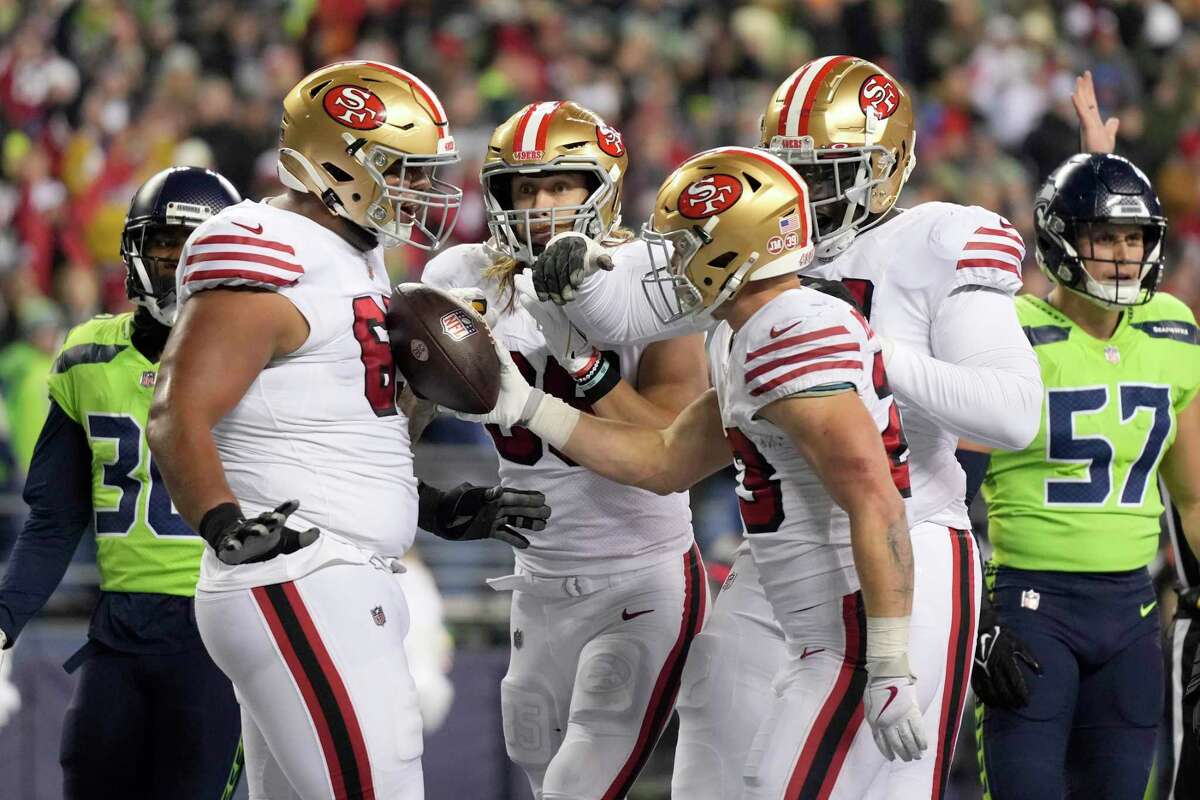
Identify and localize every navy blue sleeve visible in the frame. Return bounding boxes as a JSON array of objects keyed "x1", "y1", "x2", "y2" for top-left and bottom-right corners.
[
  {"x1": 955, "y1": 448, "x2": 992, "y2": 509},
  {"x1": 0, "y1": 399, "x2": 92, "y2": 645}
]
